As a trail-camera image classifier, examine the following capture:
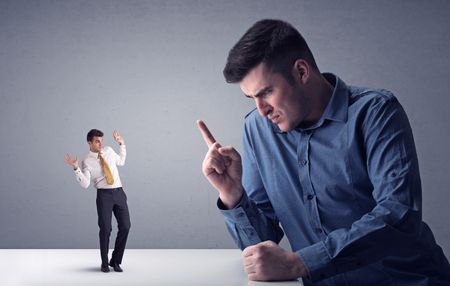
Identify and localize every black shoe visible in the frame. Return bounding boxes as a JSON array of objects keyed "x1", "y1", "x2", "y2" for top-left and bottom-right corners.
[
  {"x1": 109, "y1": 261, "x2": 123, "y2": 272},
  {"x1": 101, "y1": 263, "x2": 110, "y2": 273}
]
